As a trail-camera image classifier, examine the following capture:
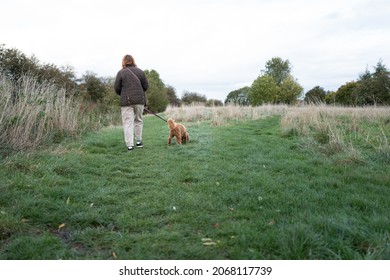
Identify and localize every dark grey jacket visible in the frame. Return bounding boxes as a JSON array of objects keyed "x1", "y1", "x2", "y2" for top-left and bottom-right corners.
[{"x1": 114, "y1": 66, "x2": 149, "y2": 106}]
